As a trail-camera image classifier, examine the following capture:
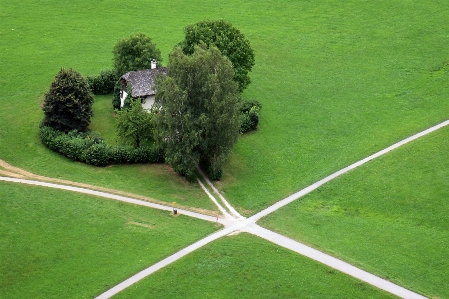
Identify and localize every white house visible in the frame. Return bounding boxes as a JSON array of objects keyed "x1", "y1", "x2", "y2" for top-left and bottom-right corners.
[{"x1": 120, "y1": 59, "x2": 167, "y2": 110}]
